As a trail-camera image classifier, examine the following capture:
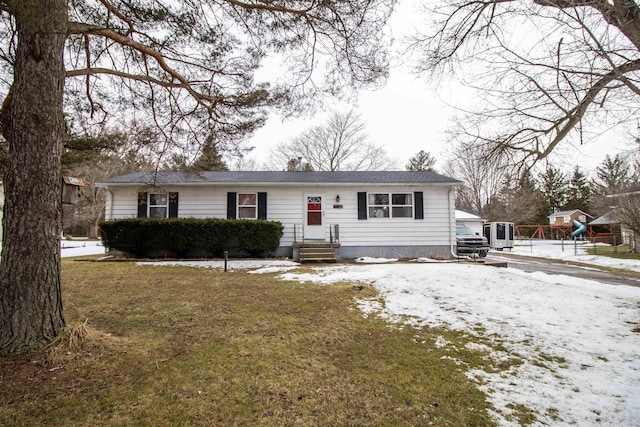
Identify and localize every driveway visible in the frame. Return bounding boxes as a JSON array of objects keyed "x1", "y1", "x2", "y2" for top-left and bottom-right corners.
[{"x1": 486, "y1": 251, "x2": 640, "y2": 288}]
